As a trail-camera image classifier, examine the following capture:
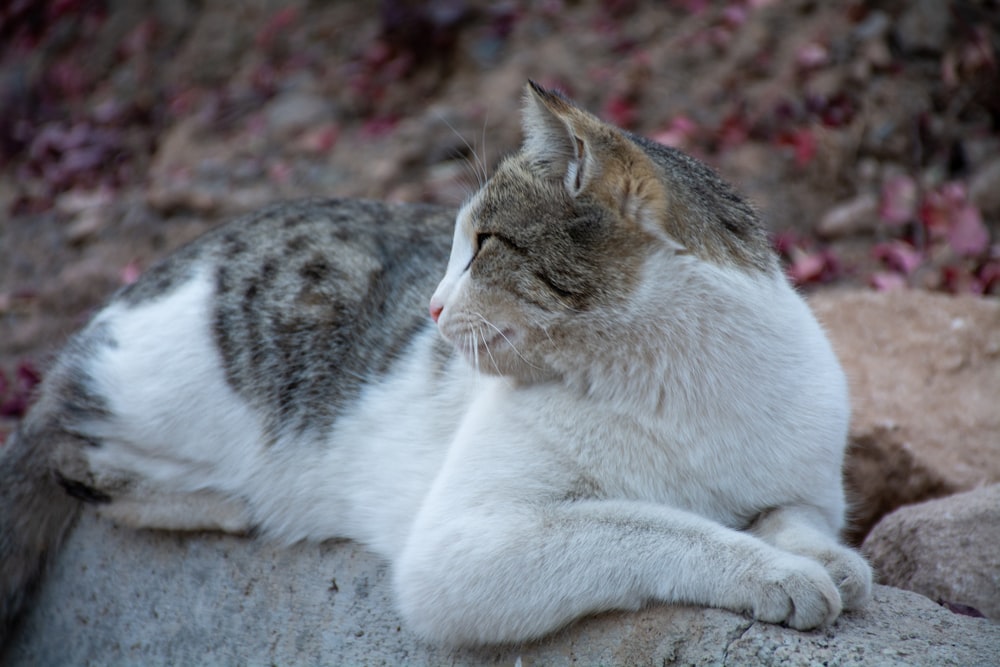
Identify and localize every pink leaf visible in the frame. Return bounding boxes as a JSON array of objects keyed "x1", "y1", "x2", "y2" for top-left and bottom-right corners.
[
  {"x1": 879, "y1": 175, "x2": 917, "y2": 225},
  {"x1": 796, "y1": 42, "x2": 829, "y2": 71},
  {"x1": 873, "y1": 240, "x2": 923, "y2": 275},
  {"x1": 869, "y1": 271, "x2": 907, "y2": 292},
  {"x1": 946, "y1": 204, "x2": 989, "y2": 257},
  {"x1": 651, "y1": 115, "x2": 698, "y2": 149},
  {"x1": 777, "y1": 128, "x2": 817, "y2": 167},
  {"x1": 920, "y1": 182, "x2": 966, "y2": 234},
  {"x1": 120, "y1": 260, "x2": 142, "y2": 285},
  {"x1": 786, "y1": 247, "x2": 839, "y2": 286}
]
